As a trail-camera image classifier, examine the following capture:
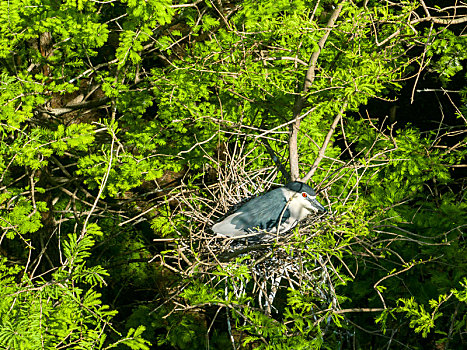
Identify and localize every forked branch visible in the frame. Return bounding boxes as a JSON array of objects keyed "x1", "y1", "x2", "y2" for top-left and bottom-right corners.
[
  {"x1": 289, "y1": 3, "x2": 345, "y2": 181},
  {"x1": 302, "y1": 100, "x2": 348, "y2": 182}
]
